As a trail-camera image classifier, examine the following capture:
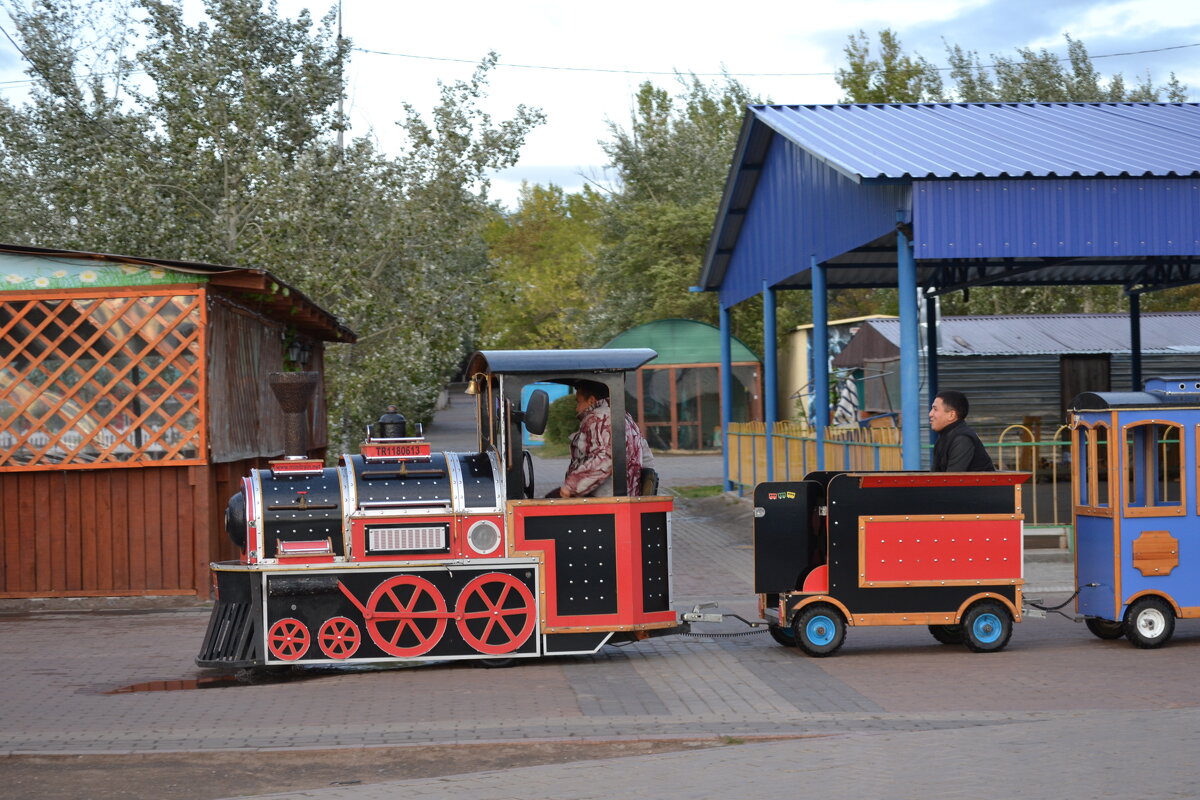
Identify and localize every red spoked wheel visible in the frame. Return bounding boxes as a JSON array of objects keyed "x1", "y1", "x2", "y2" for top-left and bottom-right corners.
[
  {"x1": 317, "y1": 616, "x2": 362, "y2": 659},
  {"x1": 455, "y1": 573, "x2": 537, "y2": 655},
  {"x1": 363, "y1": 575, "x2": 449, "y2": 657},
  {"x1": 267, "y1": 617, "x2": 311, "y2": 661}
]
